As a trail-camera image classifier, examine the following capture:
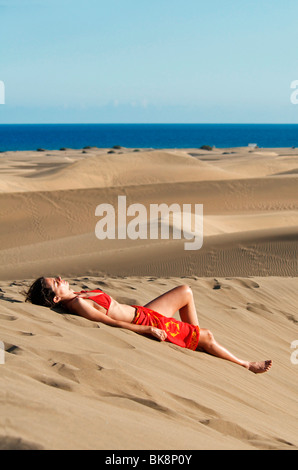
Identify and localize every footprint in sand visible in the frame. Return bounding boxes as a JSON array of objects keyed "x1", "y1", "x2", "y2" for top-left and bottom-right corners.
[
  {"x1": 34, "y1": 374, "x2": 75, "y2": 392},
  {"x1": 0, "y1": 313, "x2": 18, "y2": 321},
  {"x1": 200, "y1": 418, "x2": 296, "y2": 450},
  {"x1": 50, "y1": 361, "x2": 81, "y2": 384},
  {"x1": 5, "y1": 344, "x2": 23, "y2": 355},
  {"x1": 246, "y1": 302, "x2": 272, "y2": 314},
  {"x1": 234, "y1": 279, "x2": 260, "y2": 289},
  {"x1": 0, "y1": 436, "x2": 44, "y2": 450}
]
